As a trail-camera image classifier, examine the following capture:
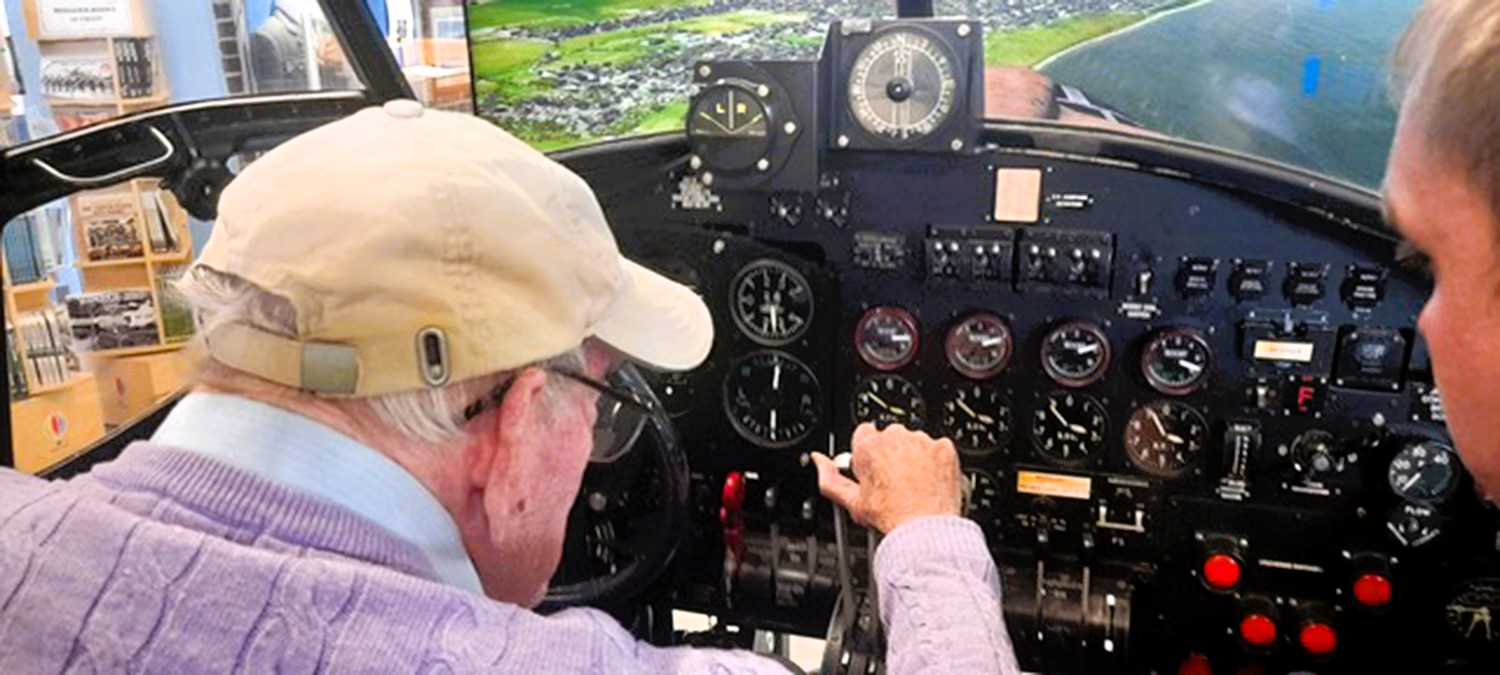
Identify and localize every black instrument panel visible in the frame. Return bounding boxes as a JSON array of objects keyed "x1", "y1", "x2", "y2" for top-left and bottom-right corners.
[{"x1": 574, "y1": 124, "x2": 1500, "y2": 672}]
